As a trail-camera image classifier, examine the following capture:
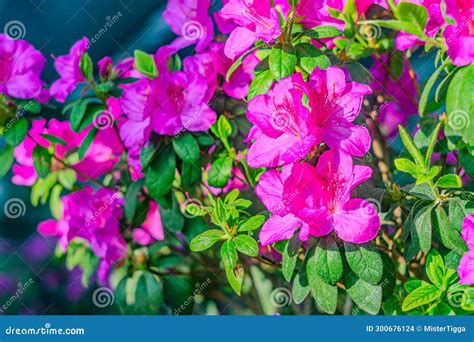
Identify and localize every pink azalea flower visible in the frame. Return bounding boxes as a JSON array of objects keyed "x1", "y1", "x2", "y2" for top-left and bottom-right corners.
[
  {"x1": 257, "y1": 149, "x2": 380, "y2": 246},
  {"x1": 162, "y1": 0, "x2": 214, "y2": 52},
  {"x1": 459, "y1": 215, "x2": 474, "y2": 284},
  {"x1": 395, "y1": 0, "x2": 444, "y2": 50},
  {"x1": 38, "y1": 186, "x2": 127, "y2": 284},
  {"x1": 246, "y1": 66, "x2": 371, "y2": 168},
  {"x1": 97, "y1": 56, "x2": 135, "y2": 80},
  {"x1": 132, "y1": 201, "x2": 164, "y2": 245},
  {"x1": 458, "y1": 251, "x2": 474, "y2": 284},
  {"x1": 12, "y1": 118, "x2": 122, "y2": 186},
  {"x1": 443, "y1": 0, "x2": 474, "y2": 66},
  {"x1": 50, "y1": 37, "x2": 89, "y2": 103},
  {"x1": 218, "y1": 0, "x2": 290, "y2": 59},
  {"x1": 119, "y1": 46, "x2": 217, "y2": 145},
  {"x1": 0, "y1": 34, "x2": 47, "y2": 100}
]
